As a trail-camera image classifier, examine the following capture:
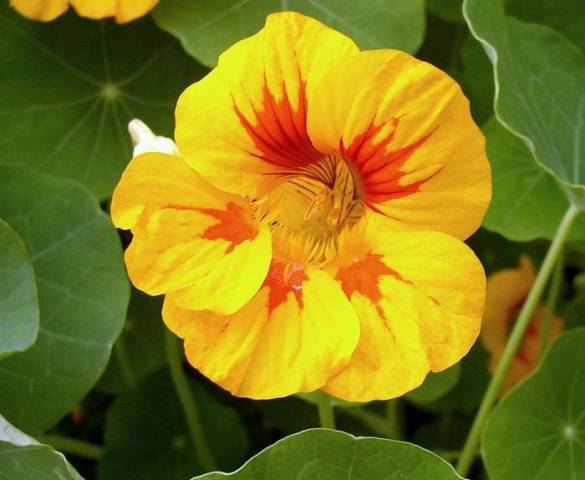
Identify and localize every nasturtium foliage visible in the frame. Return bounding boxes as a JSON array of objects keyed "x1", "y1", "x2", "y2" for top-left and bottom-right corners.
[
  {"x1": 483, "y1": 118, "x2": 585, "y2": 241},
  {"x1": 153, "y1": 0, "x2": 425, "y2": 67},
  {"x1": 193, "y1": 429, "x2": 463, "y2": 480},
  {"x1": 460, "y1": 35, "x2": 494, "y2": 125},
  {"x1": 0, "y1": 415, "x2": 82, "y2": 480},
  {"x1": 0, "y1": 165, "x2": 129, "y2": 435},
  {"x1": 406, "y1": 364, "x2": 461, "y2": 405},
  {"x1": 464, "y1": 0, "x2": 585, "y2": 195},
  {"x1": 0, "y1": 4, "x2": 206, "y2": 199},
  {"x1": 97, "y1": 290, "x2": 167, "y2": 394},
  {"x1": 0, "y1": 219, "x2": 39, "y2": 359},
  {"x1": 483, "y1": 329, "x2": 585, "y2": 480},
  {"x1": 99, "y1": 369, "x2": 249, "y2": 480},
  {"x1": 507, "y1": 0, "x2": 585, "y2": 51}
]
